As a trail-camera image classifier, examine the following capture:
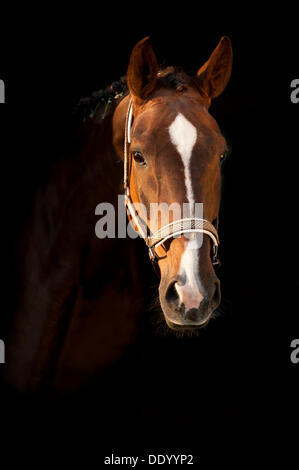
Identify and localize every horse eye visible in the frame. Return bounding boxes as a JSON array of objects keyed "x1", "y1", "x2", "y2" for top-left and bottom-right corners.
[
  {"x1": 220, "y1": 153, "x2": 226, "y2": 163},
  {"x1": 132, "y1": 151, "x2": 146, "y2": 166}
]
